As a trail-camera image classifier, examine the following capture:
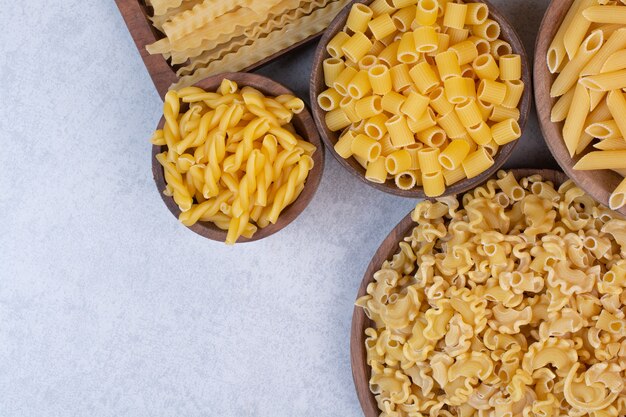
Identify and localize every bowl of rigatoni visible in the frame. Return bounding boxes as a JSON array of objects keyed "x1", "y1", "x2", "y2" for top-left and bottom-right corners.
[
  {"x1": 535, "y1": 0, "x2": 626, "y2": 214},
  {"x1": 310, "y1": 0, "x2": 531, "y2": 199}
]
